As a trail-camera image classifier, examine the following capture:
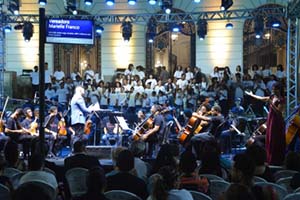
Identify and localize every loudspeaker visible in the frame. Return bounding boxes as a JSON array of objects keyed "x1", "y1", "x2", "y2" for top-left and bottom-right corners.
[{"x1": 85, "y1": 145, "x2": 114, "y2": 159}]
